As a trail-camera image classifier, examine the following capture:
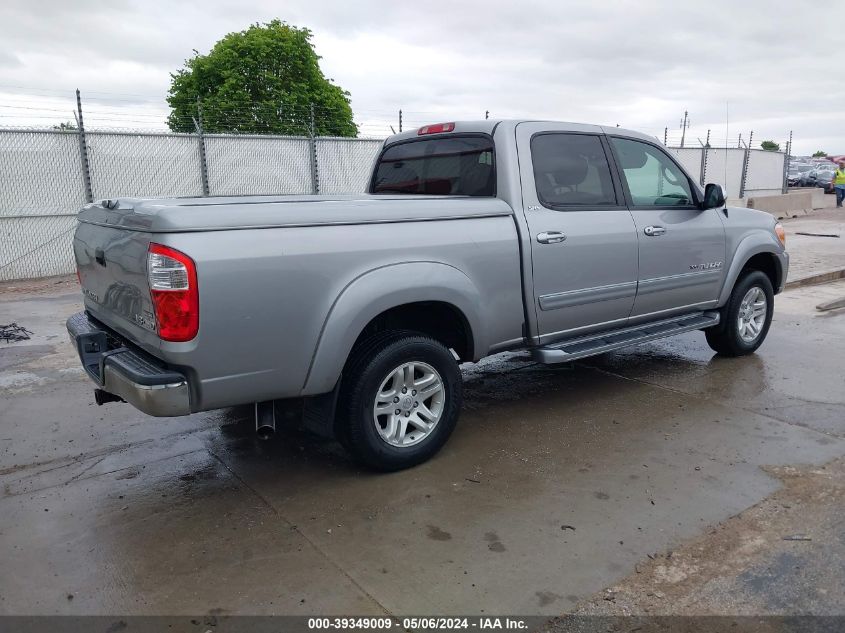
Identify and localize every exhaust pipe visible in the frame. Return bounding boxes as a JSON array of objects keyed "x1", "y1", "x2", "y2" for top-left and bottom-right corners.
[
  {"x1": 94, "y1": 389, "x2": 124, "y2": 406},
  {"x1": 255, "y1": 400, "x2": 276, "y2": 440}
]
